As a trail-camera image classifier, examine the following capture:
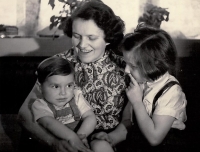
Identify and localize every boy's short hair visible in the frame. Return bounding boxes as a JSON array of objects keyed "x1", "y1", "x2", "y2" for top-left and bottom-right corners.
[
  {"x1": 36, "y1": 57, "x2": 74, "y2": 84},
  {"x1": 121, "y1": 26, "x2": 177, "y2": 81}
]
